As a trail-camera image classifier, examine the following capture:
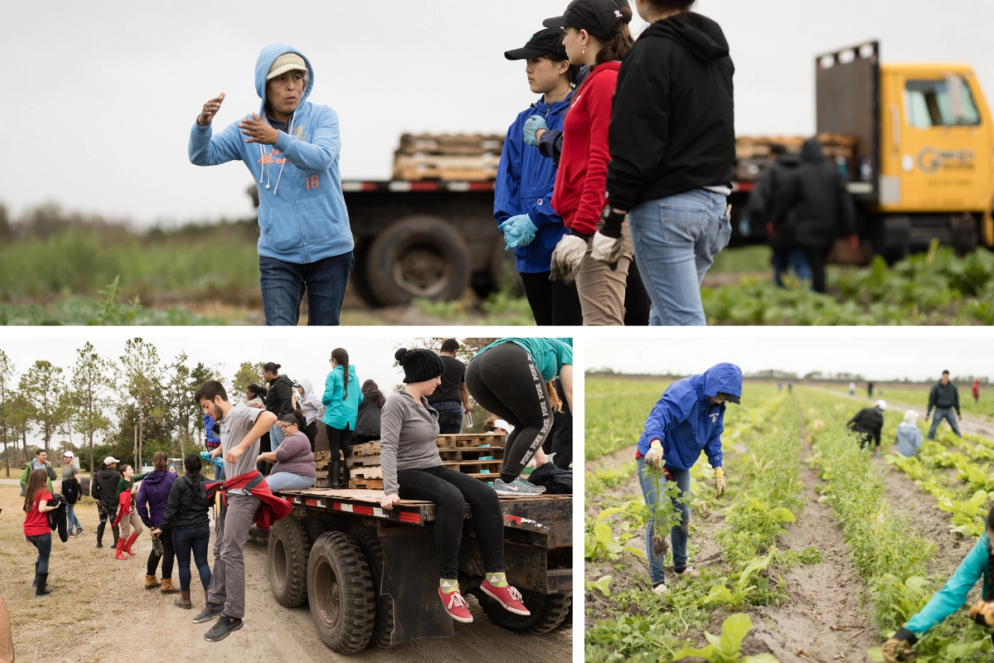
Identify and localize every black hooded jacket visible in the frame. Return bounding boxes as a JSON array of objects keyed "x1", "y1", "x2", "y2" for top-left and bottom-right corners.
[
  {"x1": 91, "y1": 467, "x2": 122, "y2": 509},
  {"x1": 770, "y1": 138, "x2": 856, "y2": 249},
  {"x1": 606, "y1": 12, "x2": 735, "y2": 212},
  {"x1": 847, "y1": 407, "x2": 884, "y2": 446},
  {"x1": 746, "y1": 154, "x2": 800, "y2": 247},
  {"x1": 266, "y1": 374, "x2": 296, "y2": 419}
]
